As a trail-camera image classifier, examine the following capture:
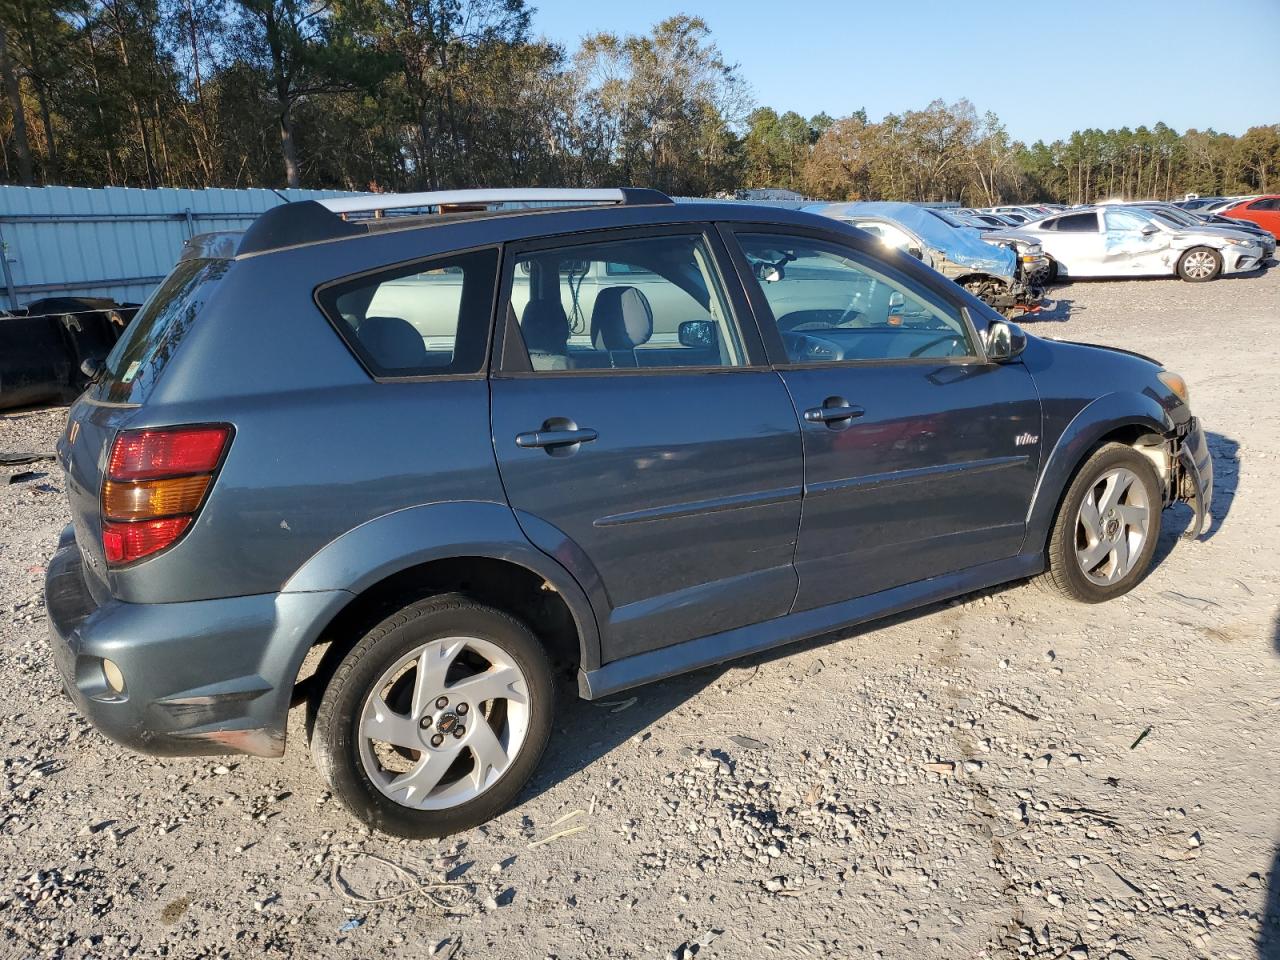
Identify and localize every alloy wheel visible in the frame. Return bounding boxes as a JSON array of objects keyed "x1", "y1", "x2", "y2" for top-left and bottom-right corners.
[
  {"x1": 357, "y1": 636, "x2": 530, "y2": 810},
  {"x1": 1073, "y1": 467, "x2": 1151, "y2": 586},
  {"x1": 1182, "y1": 250, "x2": 1217, "y2": 280}
]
